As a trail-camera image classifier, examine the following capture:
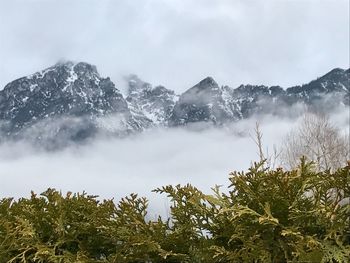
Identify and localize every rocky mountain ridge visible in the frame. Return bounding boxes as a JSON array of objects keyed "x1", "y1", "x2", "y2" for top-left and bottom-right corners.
[{"x1": 0, "y1": 61, "x2": 348, "y2": 146}]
